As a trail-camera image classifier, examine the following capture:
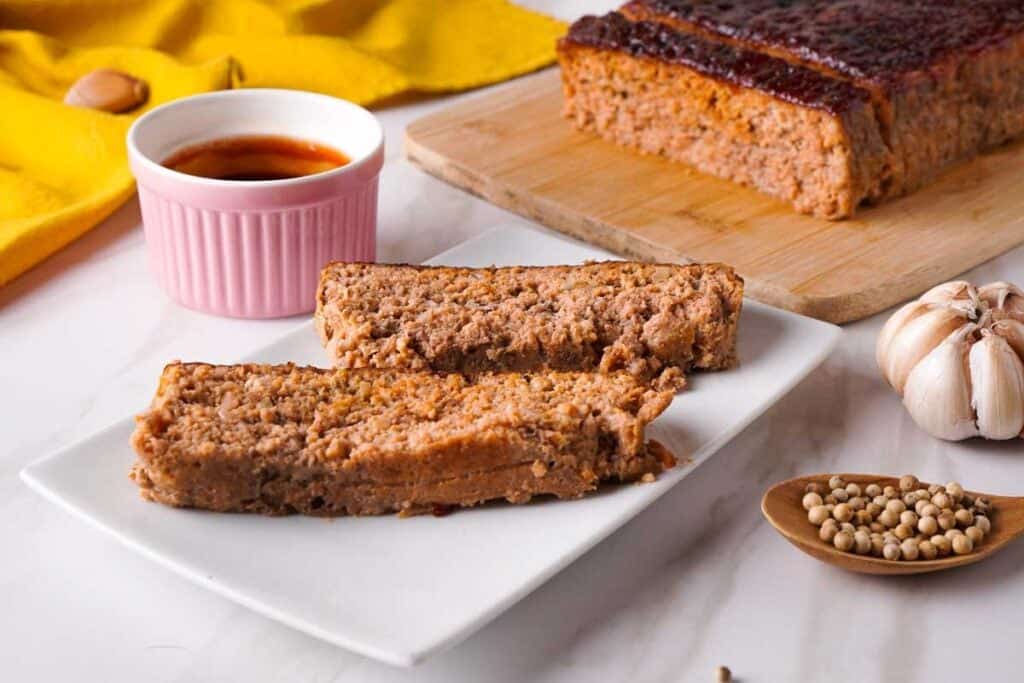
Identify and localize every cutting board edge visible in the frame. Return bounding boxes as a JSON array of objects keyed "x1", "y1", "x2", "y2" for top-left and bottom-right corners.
[{"x1": 407, "y1": 131, "x2": 918, "y2": 325}]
